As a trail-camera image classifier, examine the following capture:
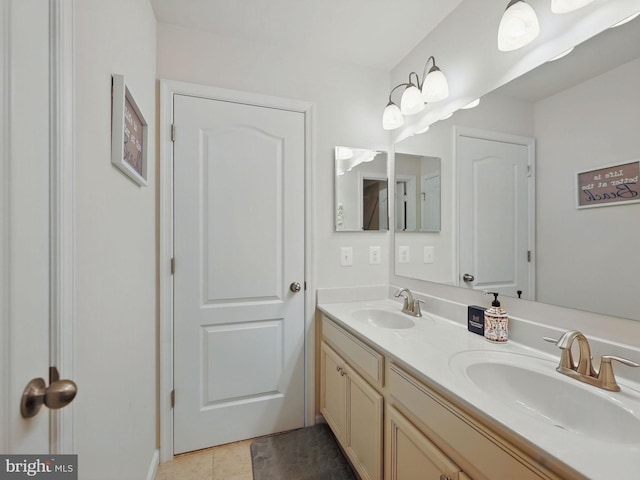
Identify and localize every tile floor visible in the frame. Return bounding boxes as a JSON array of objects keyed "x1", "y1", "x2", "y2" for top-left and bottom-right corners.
[{"x1": 156, "y1": 439, "x2": 254, "y2": 480}]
